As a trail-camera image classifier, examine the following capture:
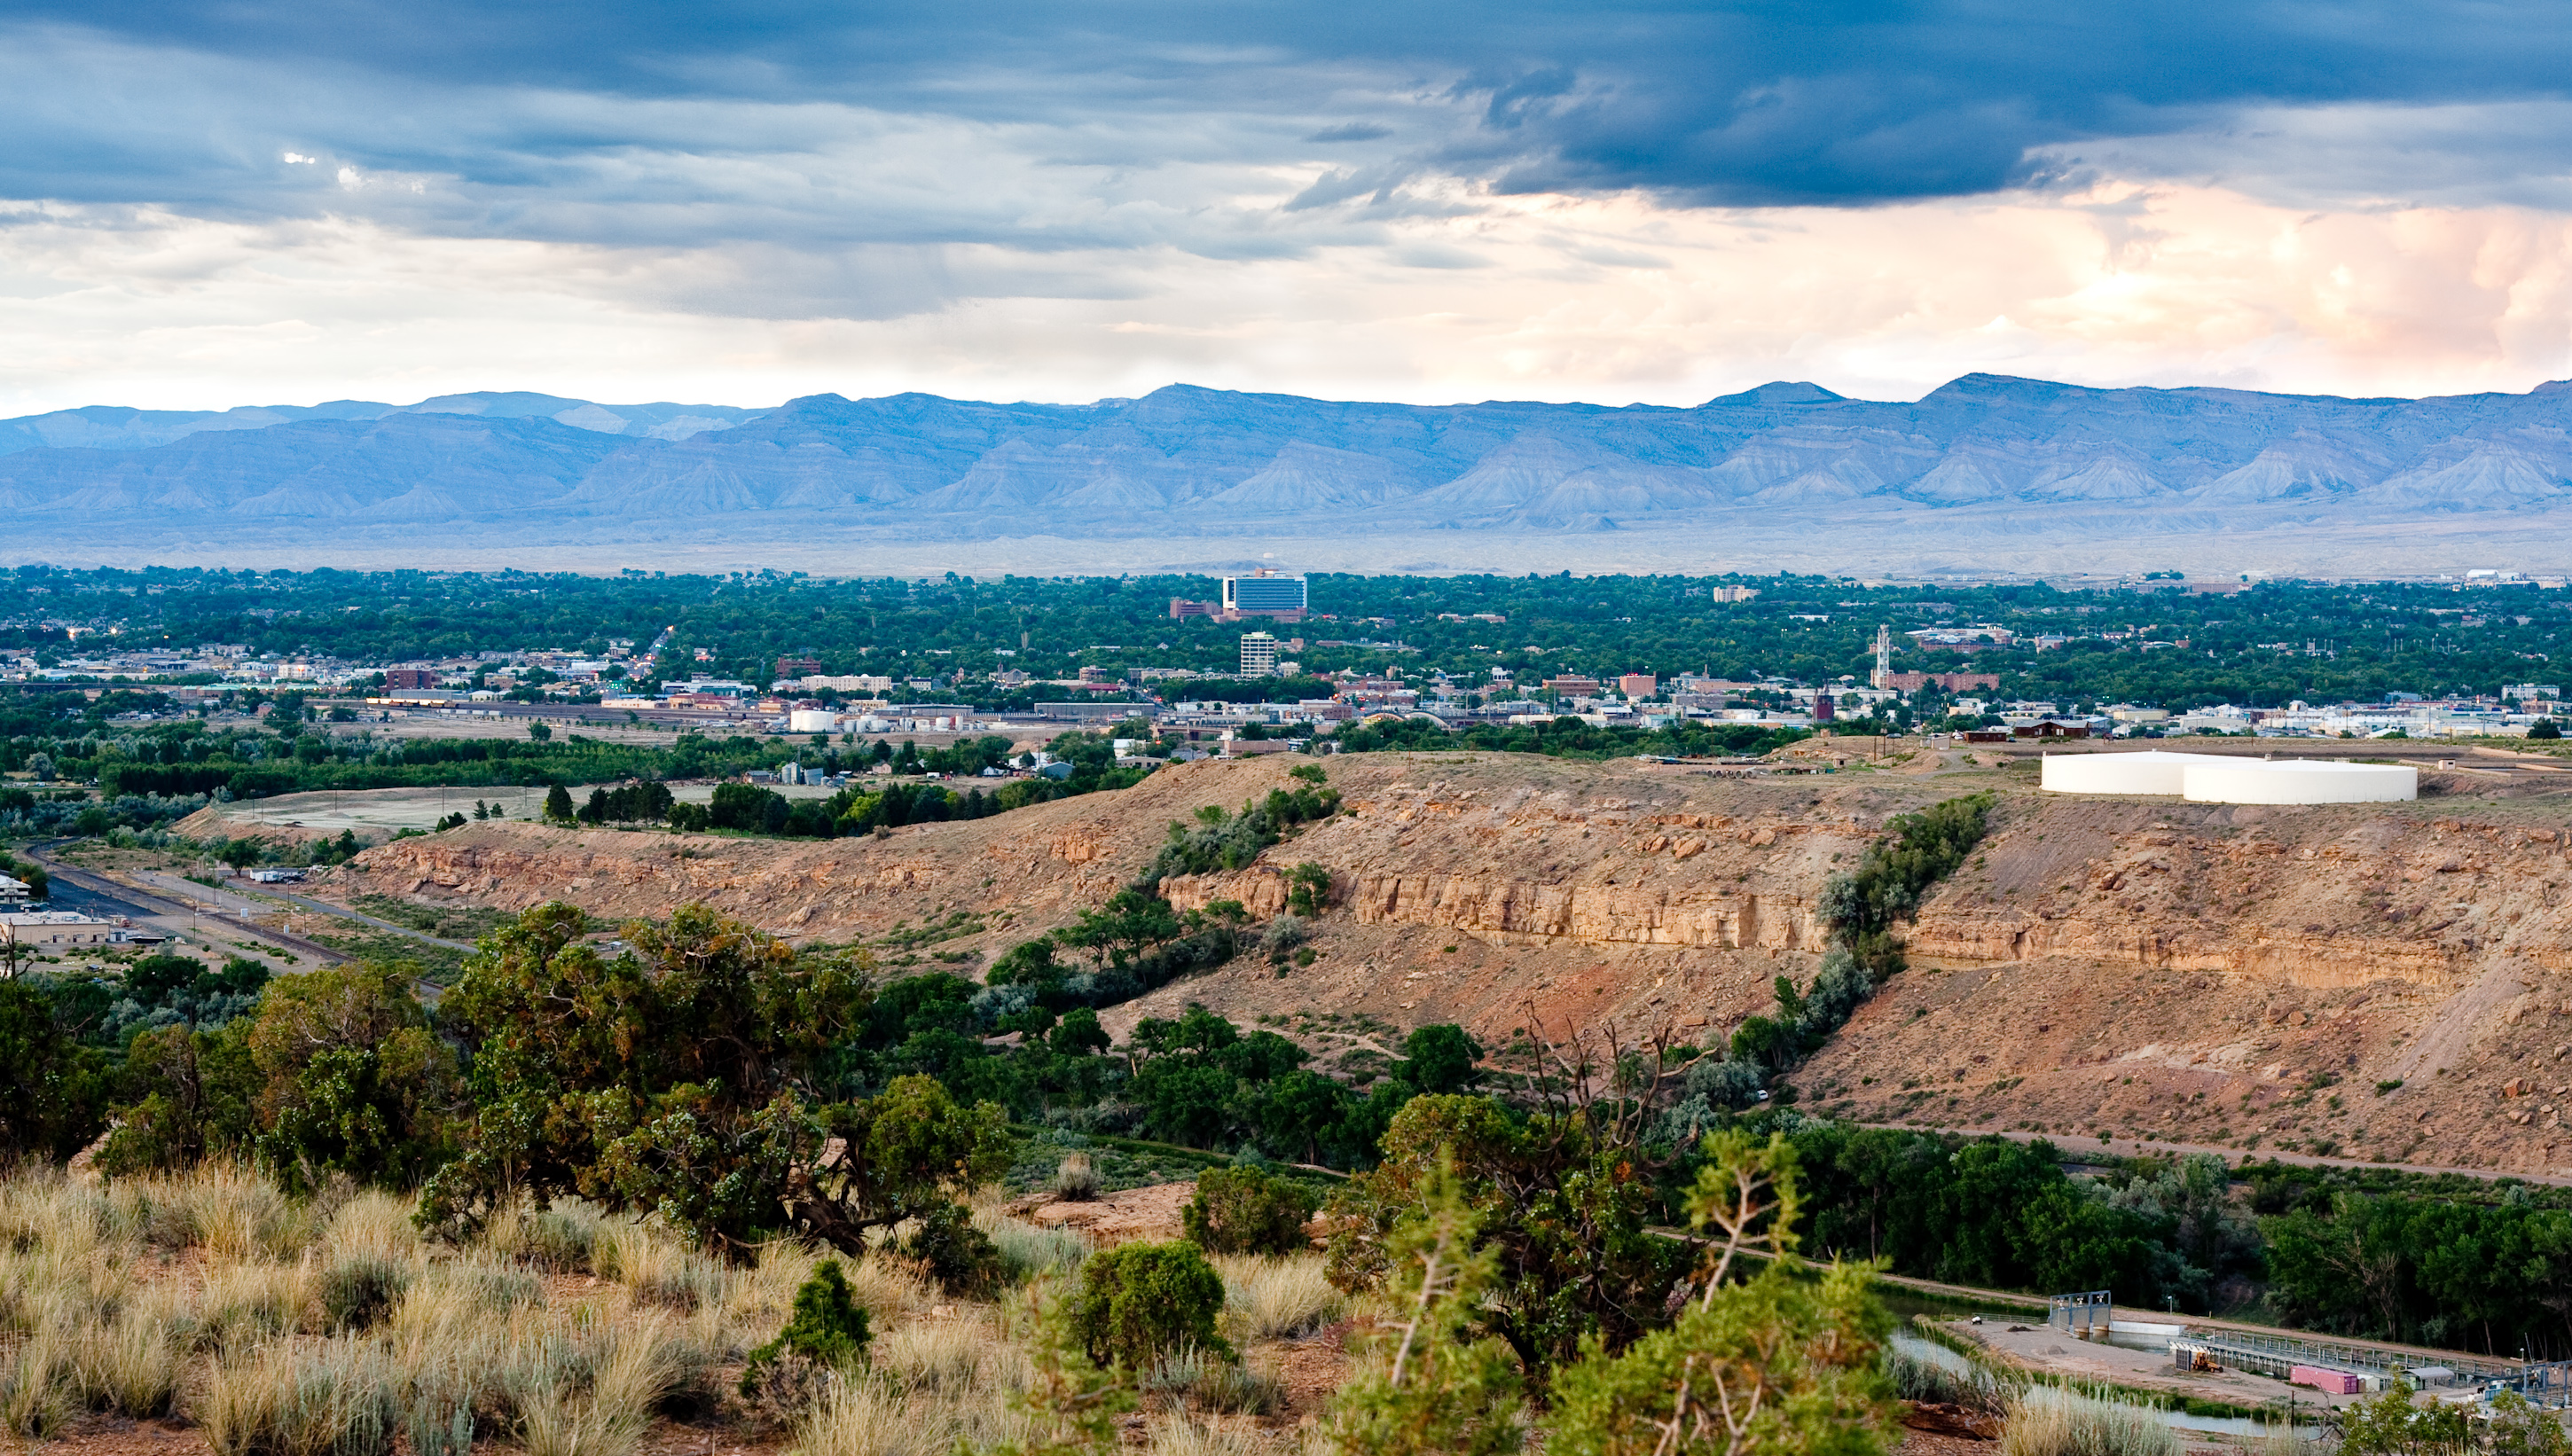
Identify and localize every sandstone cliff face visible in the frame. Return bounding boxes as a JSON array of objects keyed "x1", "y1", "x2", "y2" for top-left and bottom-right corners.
[
  {"x1": 239, "y1": 745, "x2": 2572, "y2": 1174},
  {"x1": 1809, "y1": 794, "x2": 2572, "y2": 1175}
]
